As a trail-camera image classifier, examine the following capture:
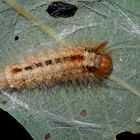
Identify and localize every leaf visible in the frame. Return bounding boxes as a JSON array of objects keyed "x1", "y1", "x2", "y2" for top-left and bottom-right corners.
[{"x1": 0, "y1": 0, "x2": 140, "y2": 140}]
